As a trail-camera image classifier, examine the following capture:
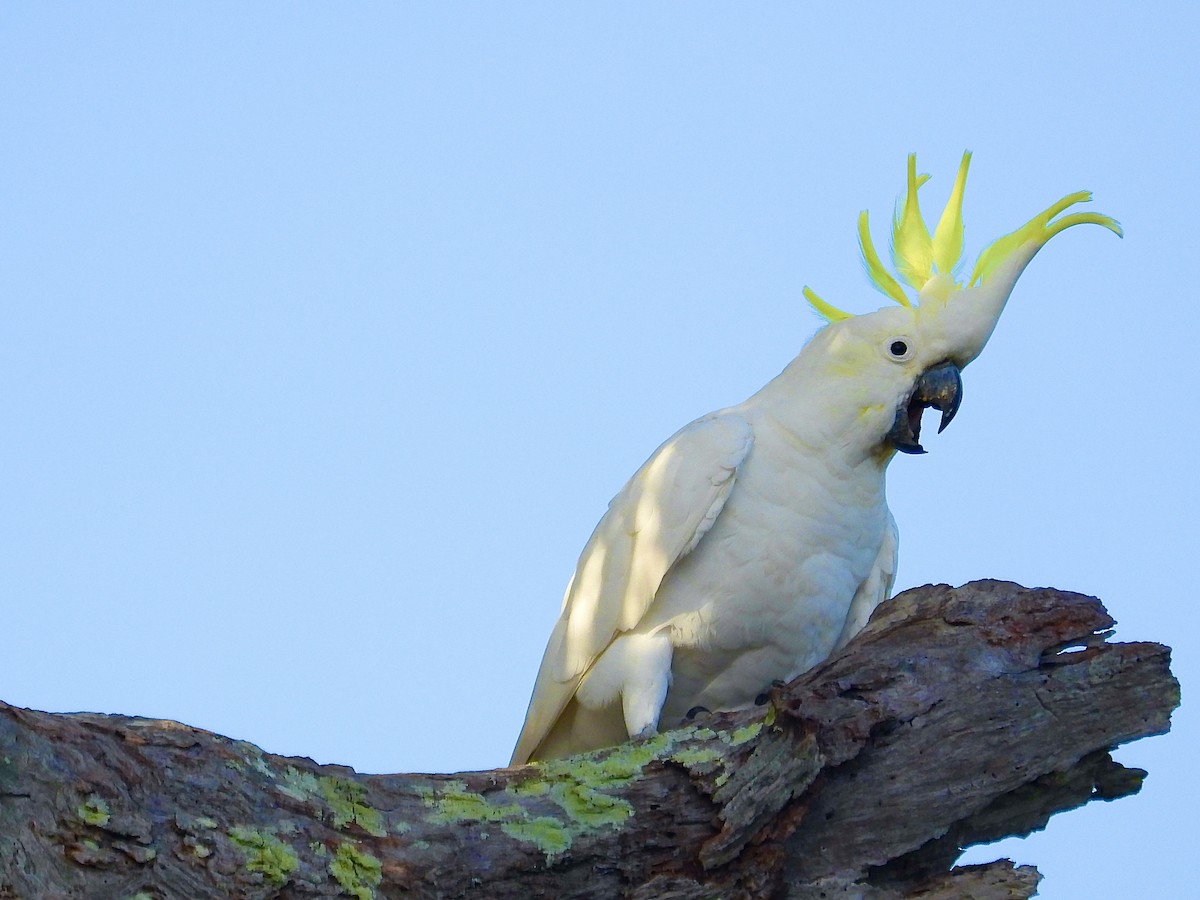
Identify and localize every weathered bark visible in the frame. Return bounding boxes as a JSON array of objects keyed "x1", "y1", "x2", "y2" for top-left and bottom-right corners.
[{"x1": 0, "y1": 581, "x2": 1179, "y2": 899}]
